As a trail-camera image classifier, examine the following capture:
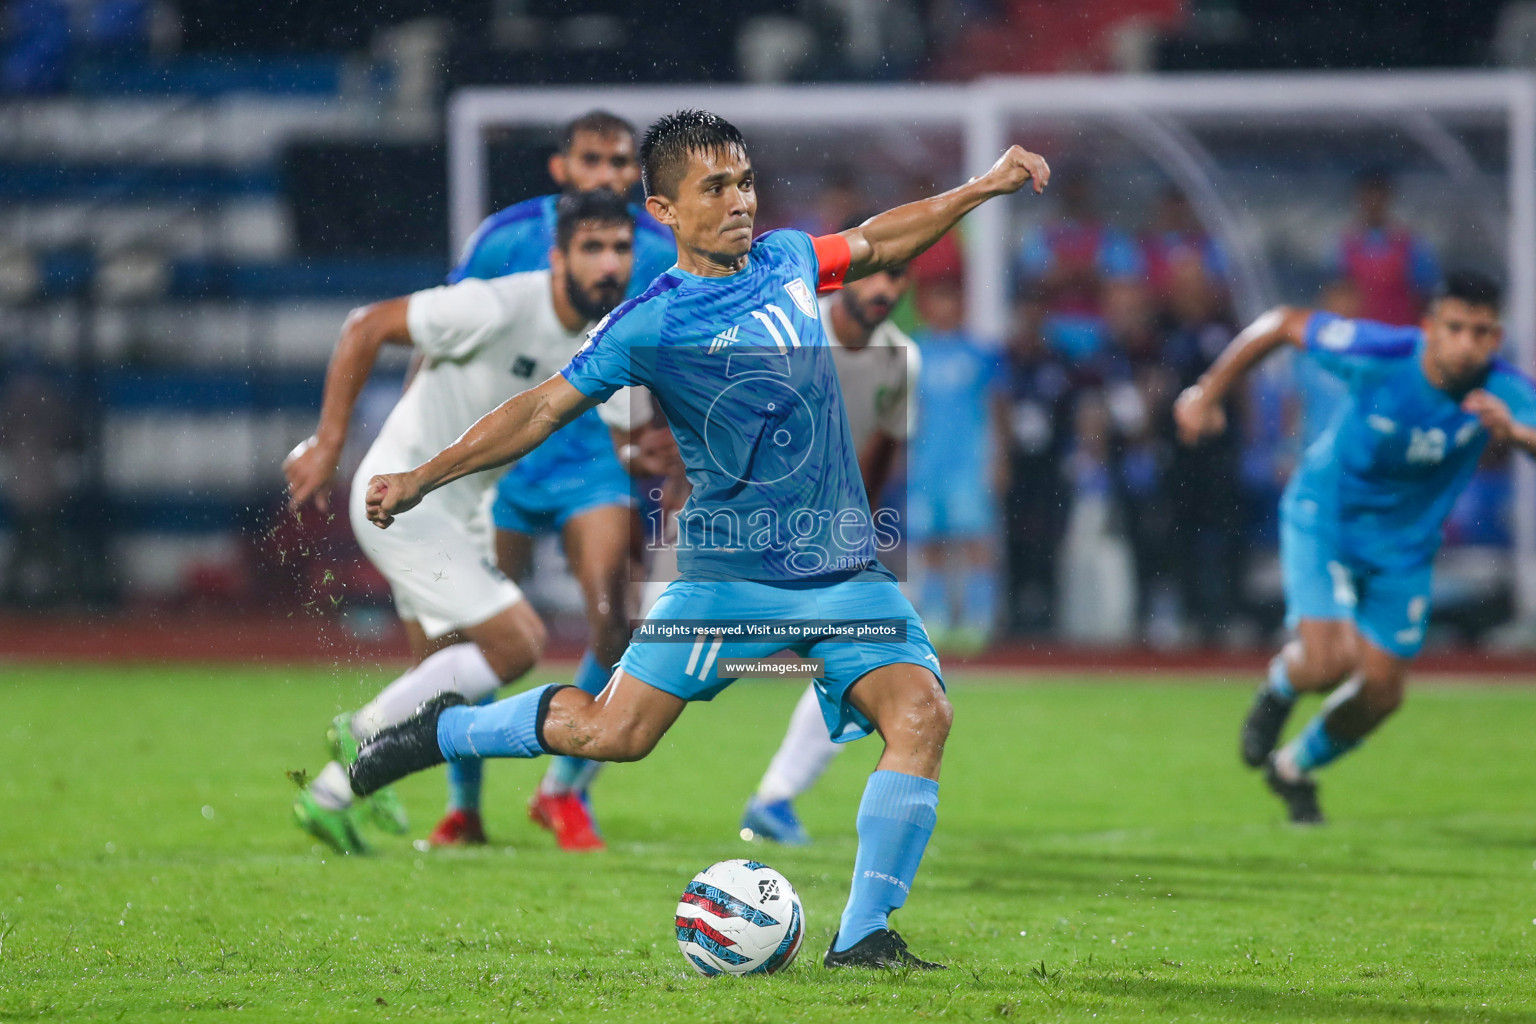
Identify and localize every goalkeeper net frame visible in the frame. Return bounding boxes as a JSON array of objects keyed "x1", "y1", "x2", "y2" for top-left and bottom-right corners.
[{"x1": 447, "y1": 72, "x2": 1536, "y2": 615}]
